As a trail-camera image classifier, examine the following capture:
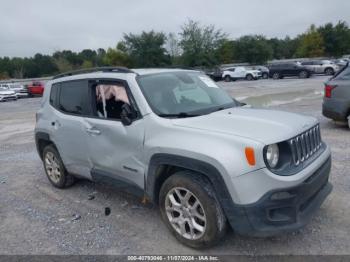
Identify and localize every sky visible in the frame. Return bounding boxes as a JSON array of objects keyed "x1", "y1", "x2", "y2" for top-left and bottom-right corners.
[{"x1": 1, "y1": 0, "x2": 349, "y2": 57}]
